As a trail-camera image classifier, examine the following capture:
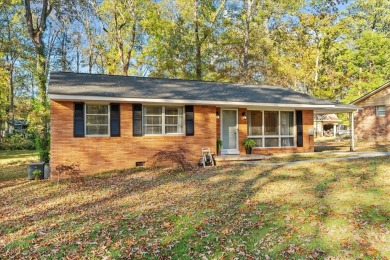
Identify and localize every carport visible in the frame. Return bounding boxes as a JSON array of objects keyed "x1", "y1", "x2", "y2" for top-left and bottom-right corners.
[{"x1": 314, "y1": 104, "x2": 362, "y2": 152}]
